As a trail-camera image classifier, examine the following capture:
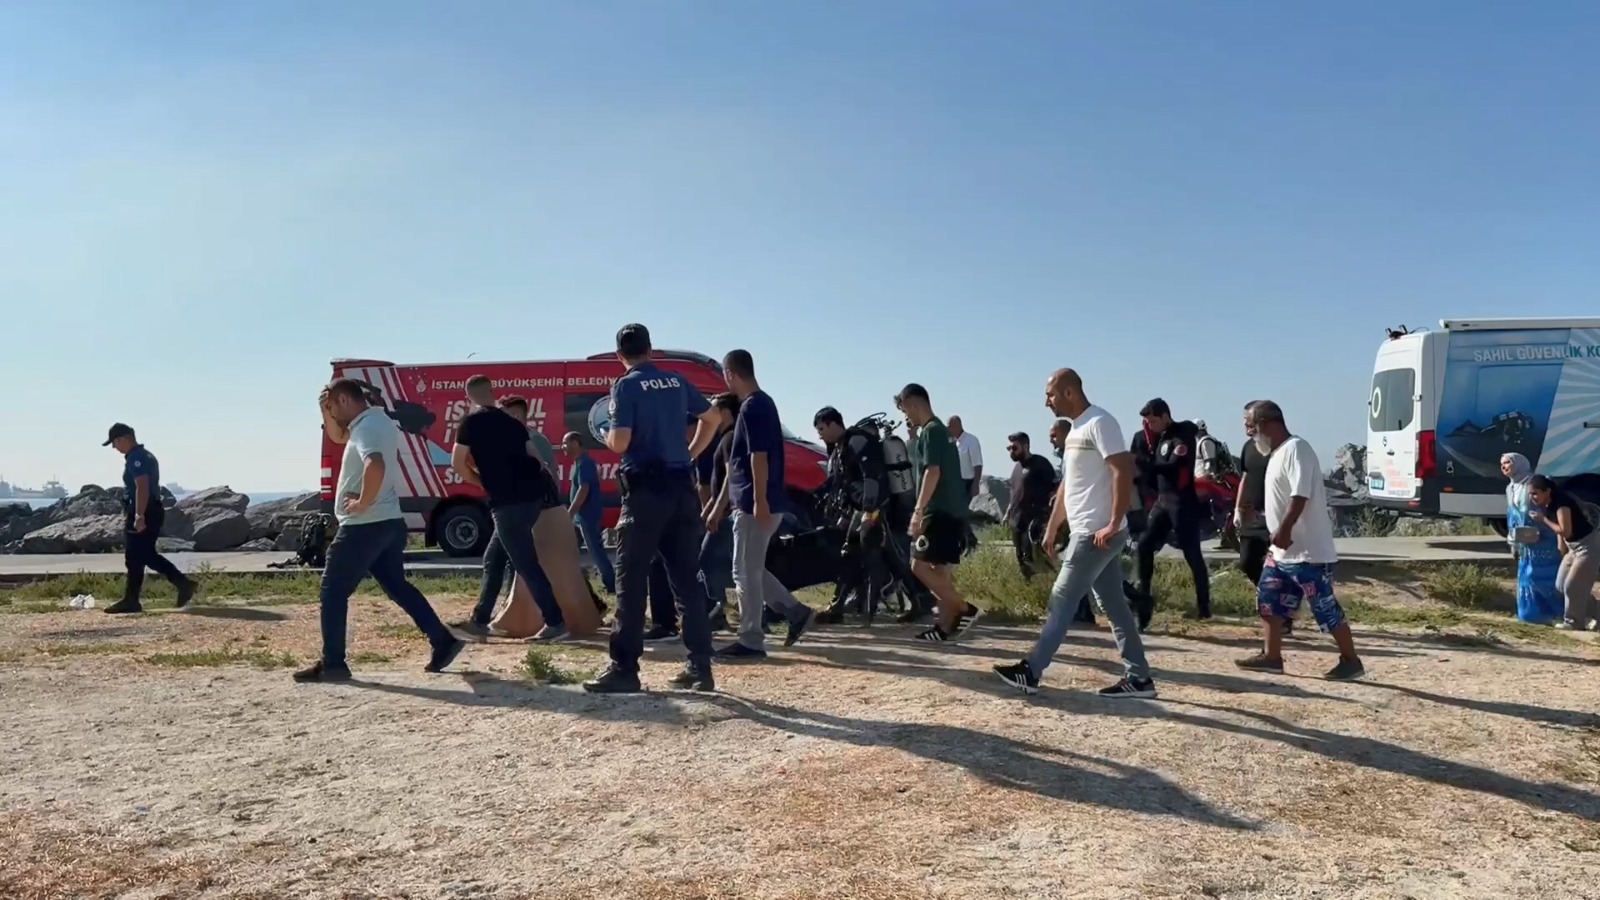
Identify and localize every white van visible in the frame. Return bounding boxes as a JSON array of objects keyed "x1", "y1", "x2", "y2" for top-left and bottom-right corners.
[{"x1": 1366, "y1": 317, "x2": 1600, "y2": 534}]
